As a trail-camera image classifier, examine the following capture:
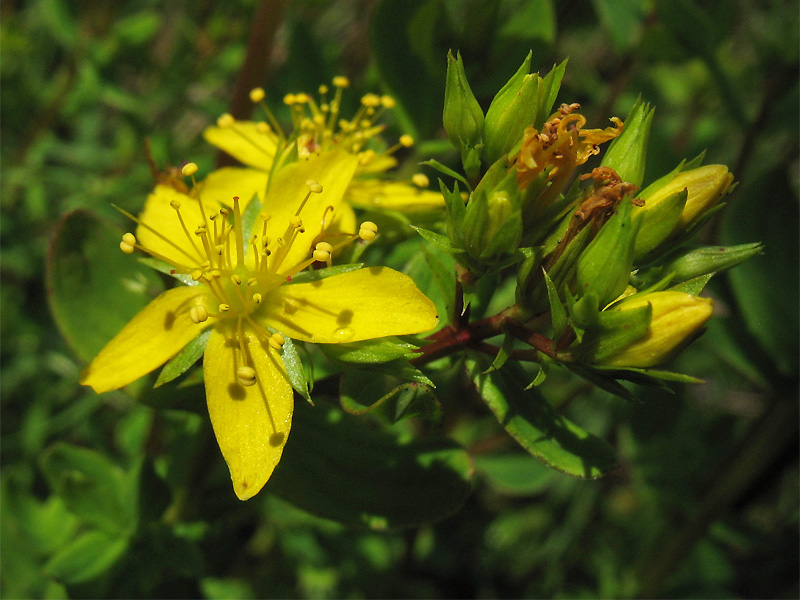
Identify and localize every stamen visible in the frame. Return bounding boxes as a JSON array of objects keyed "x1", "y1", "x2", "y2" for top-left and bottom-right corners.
[
  {"x1": 332, "y1": 76, "x2": 350, "y2": 88},
  {"x1": 313, "y1": 241, "x2": 334, "y2": 262},
  {"x1": 190, "y1": 305, "x2": 209, "y2": 324},
  {"x1": 252, "y1": 293, "x2": 263, "y2": 304},
  {"x1": 412, "y1": 173, "x2": 429, "y2": 188},
  {"x1": 399, "y1": 134, "x2": 414, "y2": 147},
  {"x1": 249, "y1": 87, "x2": 265, "y2": 103},
  {"x1": 120, "y1": 233, "x2": 136, "y2": 254},
  {"x1": 181, "y1": 163, "x2": 198, "y2": 177},
  {"x1": 359, "y1": 220, "x2": 378, "y2": 242},
  {"x1": 269, "y1": 332, "x2": 286, "y2": 350},
  {"x1": 237, "y1": 365, "x2": 256, "y2": 387},
  {"x1": 217, "y1": 113, "x2": 235, "y2": 128},
  {"x1": 219, "y1": 303, "x2": 230, "y2": 312}
]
